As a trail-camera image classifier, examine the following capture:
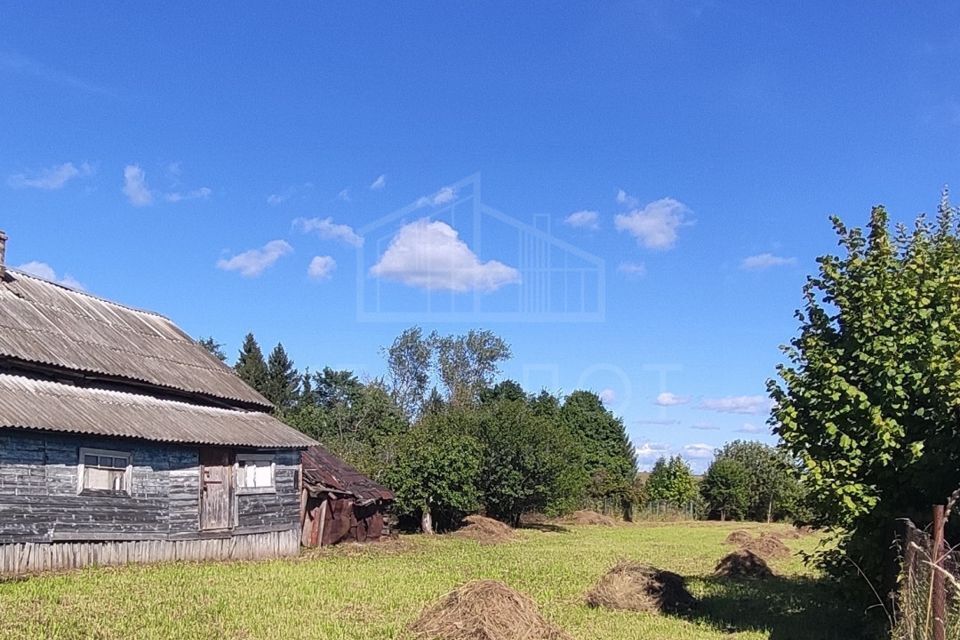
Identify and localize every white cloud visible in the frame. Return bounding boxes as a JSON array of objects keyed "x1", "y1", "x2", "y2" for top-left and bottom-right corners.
[
  {"x1": 293, "y1": 216, "x2": 364, "y2": 247},
  {"x1": 122, "y1": 164, "x2": 153, "y2": 206},
  {"x1": 698, "y1": 394, "x2": 772, "y2": 415},
  {"x1": 682, "y1": 443, "x2": 715, "y2": 459},
  {"x1": 655, "y1": 392, "x2": 690, "y2": 406},
  {"x1": 307, "y1": 255, "x2": 336, "y2": 281},
  {"x1": 267, "y1": 193, "x2": 287, "y2": 206},
  {"x1": 635, "y1": 442, "x2": 672, "y2": 466},
  {"x1": 369, "y1": 174, "x2": 387, "y2": 191},
  {"x1": 599, "y1": 388, "x2": 617, "y2": 404},
  {"x1": 740, "y1": 253, "x2": 797, "y2": 270},
  {"x1": 737, "y1": 422, "x2": 769, "y2": 434},
  {"x1": 564, "y1": 210, "x2": 599, "y2": 230},
  {"x1": 616, "y1": 189, "x2": 639, "y2": 207},
  {"x1": 416, "y1": 186, "x2": 457, "y2": 208},
  {"x1": 615, "y1": 197, "x2": 691, "y2": 250},
  {"x1": 16, "y1": 261, "x2": 84, "y2": 290},
  {"x1": 164, "y1": 187, "x2": 212, "y2": 203},
  {"x1": 618, "y1": 262, "x2": 647, "y2": 278},
  {"x1": 267, "y1": 182, "x2": 314, "y2": 206},
  {"x1": 337, "y1": 188, "x2": 351, "y2": 202},
  {"x1": 370, "y1": 218, "x2": 521, "y2": 293},
  {"x1": 690, "y1": 422, "x2": 719, "y2": 431},
  {"x1": 216, "y1": 240, "x2": 293, "y2": 277},
  {"x1": 636, "y1": 418, "x2": 680, "y2": 425},
  {"x1": 8, "y1": 162, "x2": 93, "y2": 190}
]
